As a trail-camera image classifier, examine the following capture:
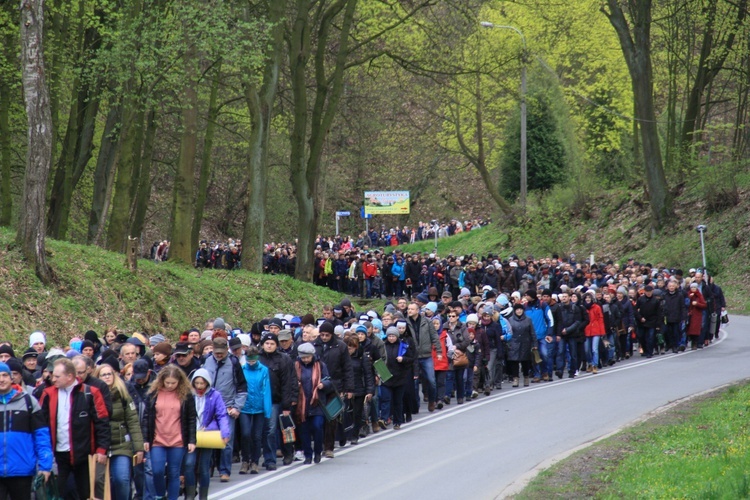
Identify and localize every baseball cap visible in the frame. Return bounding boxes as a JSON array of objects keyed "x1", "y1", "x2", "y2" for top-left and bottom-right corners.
[
  {"x1": 212, "y1": 337, "x2": 229, "y2": 353},
  {"x1": 132, "y1": 359, "x2": 150, "y2": 381}
]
